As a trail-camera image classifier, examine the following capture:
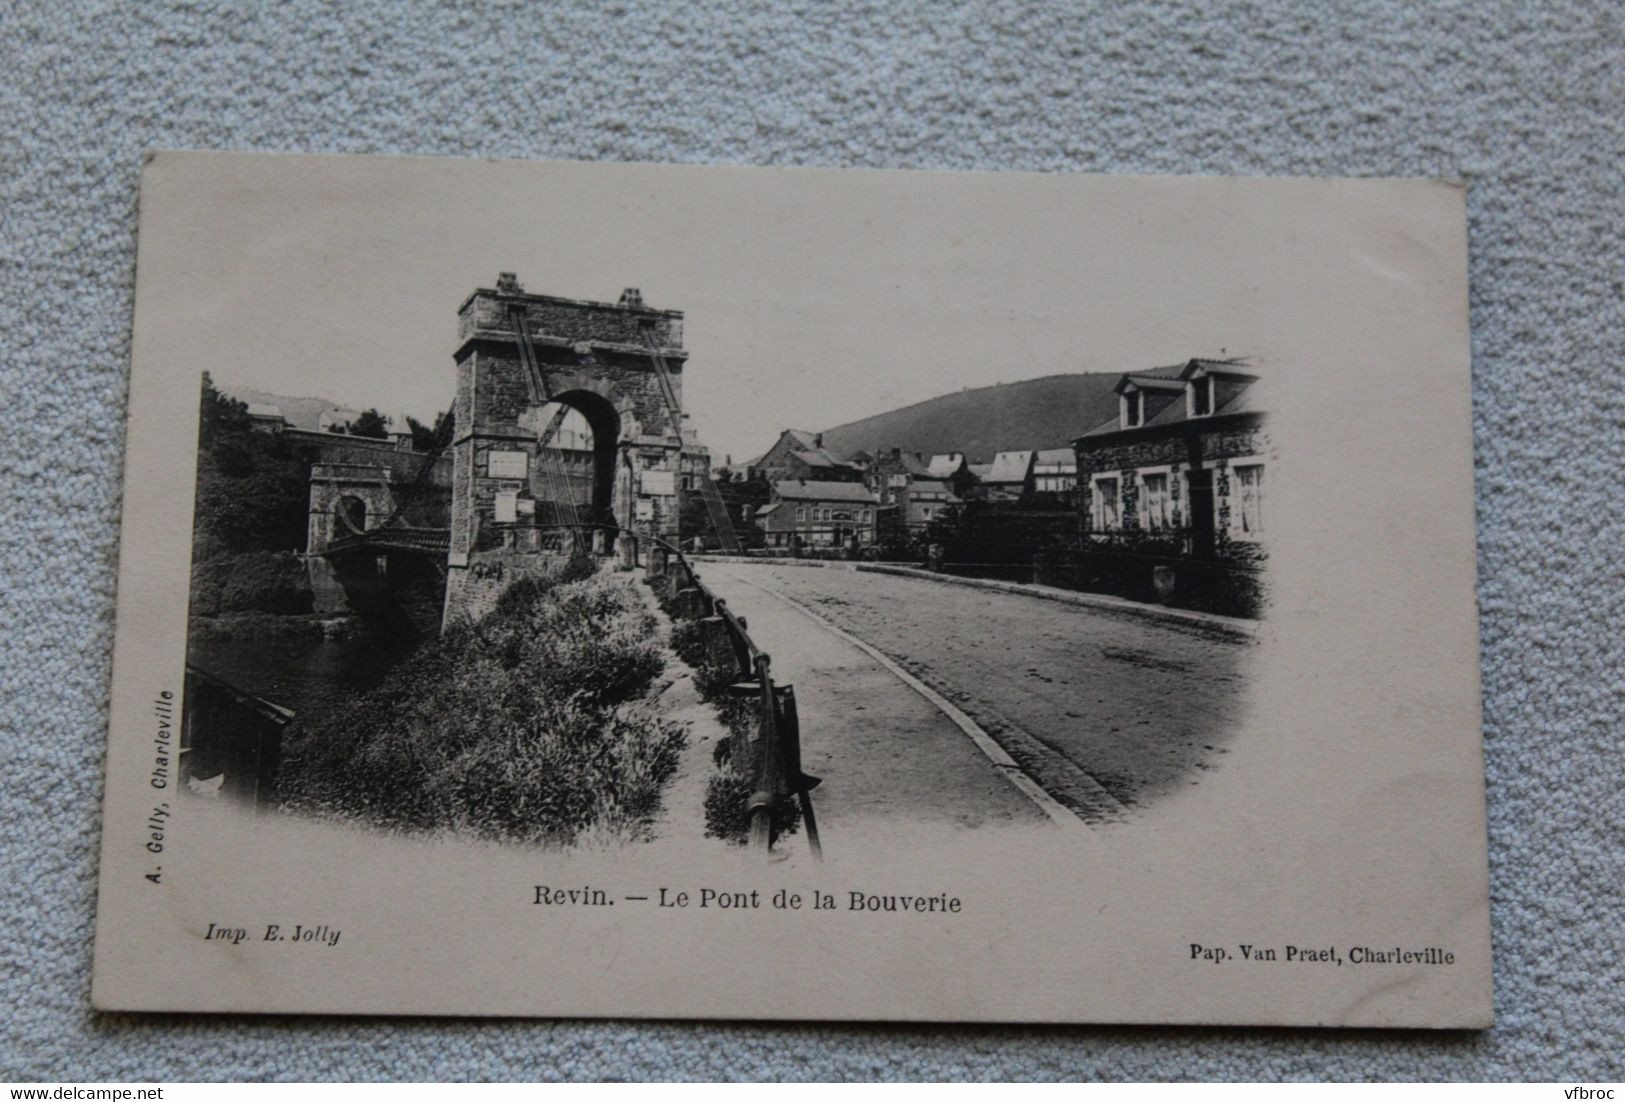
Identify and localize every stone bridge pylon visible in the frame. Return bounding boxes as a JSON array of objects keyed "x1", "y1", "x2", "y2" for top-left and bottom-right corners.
[
  {"x1": 304, "y1": 438, "x2": 454, "y2": 634},
  {"x1": 442, "y1": 274, "x2": 692, "y2": 625}
]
